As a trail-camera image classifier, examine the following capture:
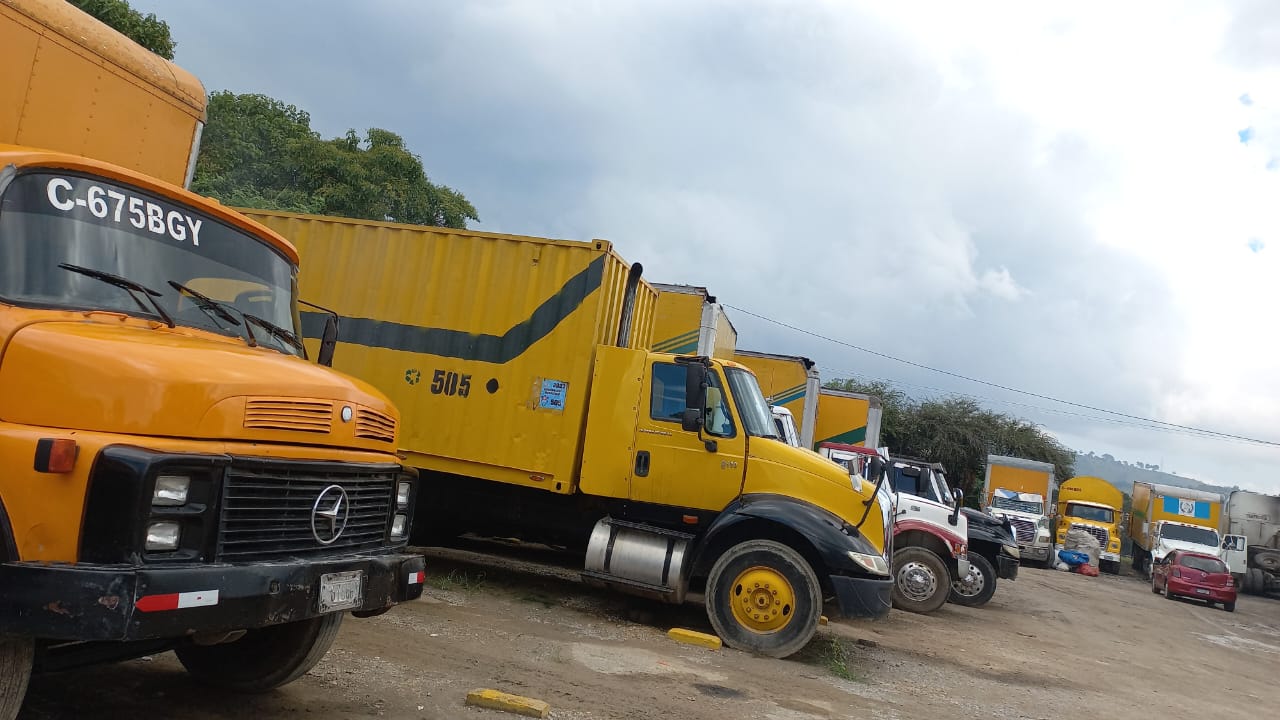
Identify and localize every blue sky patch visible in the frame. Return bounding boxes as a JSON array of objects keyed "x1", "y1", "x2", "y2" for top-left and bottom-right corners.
[
  {"x1": 1240, "y1": 93, "x2": 1254, "y2": 106},
  {"x1": 1248, "y1": 238, "x2": 1265, "y2": 253},
  {"x1": 1239, "y1": 127, "x2": 1255, "y2": 144}
]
